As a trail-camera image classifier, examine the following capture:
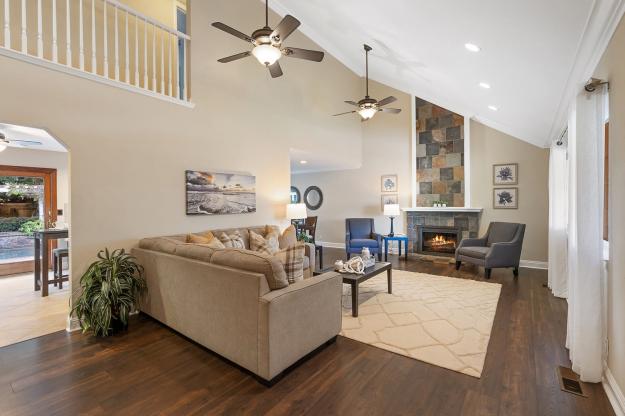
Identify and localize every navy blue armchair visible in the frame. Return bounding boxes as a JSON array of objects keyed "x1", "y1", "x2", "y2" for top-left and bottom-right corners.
[{"x1": 345, "y1": 218, "x2": 382, "y2": 261}]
